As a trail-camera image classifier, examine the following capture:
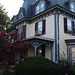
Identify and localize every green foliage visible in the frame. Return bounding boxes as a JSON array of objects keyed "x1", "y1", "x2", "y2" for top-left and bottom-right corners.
[
  {"x1": 58, "y1": 52, "x2": 75, "y2": 75},
  {"x1": 69, "y1": 65, "x2": 75, "y2": 75},
  {"x1": 15, "y1": 57, "x2": 62, "y2": 75},
  {"x1": 0, "y1": 3, "x2": 11, "y2": 31}
]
